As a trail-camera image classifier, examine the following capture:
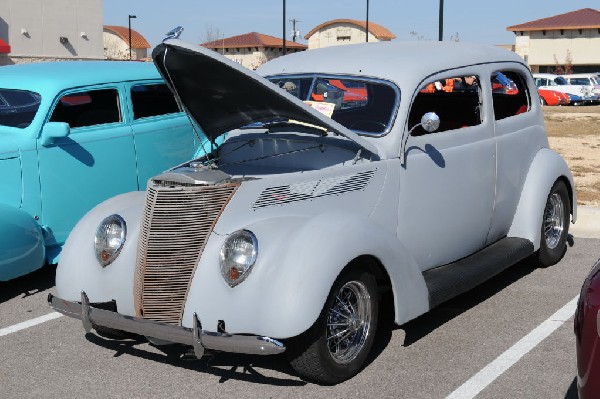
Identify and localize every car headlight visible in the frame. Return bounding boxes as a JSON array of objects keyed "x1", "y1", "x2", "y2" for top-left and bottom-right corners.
[
  {"x1": 94, "y1": 214, "x2": 127, "y2": 267},
  {"x1": 220, "y1": 230, "x2": 258, "y2": 287}
]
